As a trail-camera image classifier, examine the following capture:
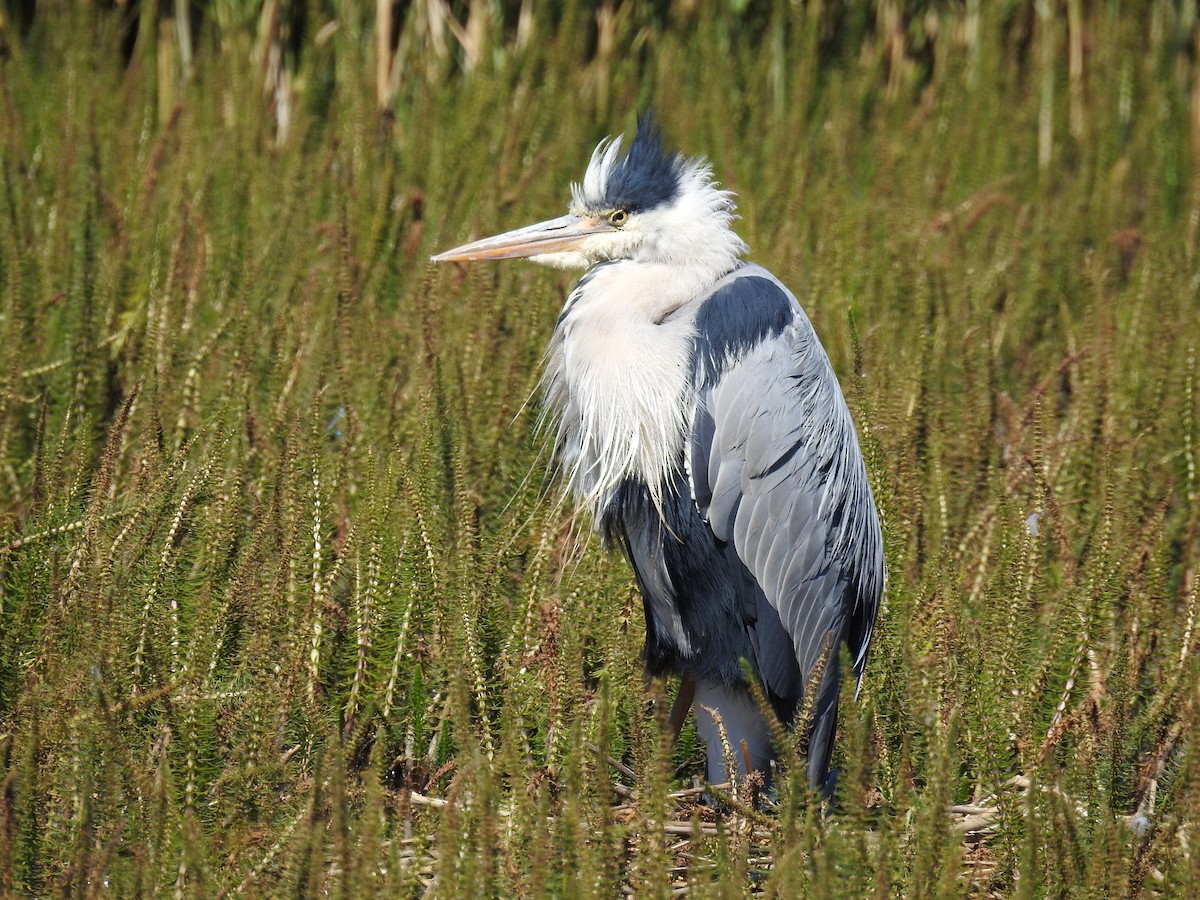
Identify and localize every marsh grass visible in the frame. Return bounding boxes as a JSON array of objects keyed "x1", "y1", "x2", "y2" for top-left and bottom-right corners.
[{"x1": 0, "y1": 1, "x2": 1198, "y2": 895}]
